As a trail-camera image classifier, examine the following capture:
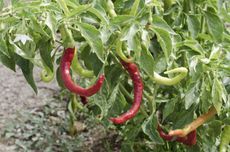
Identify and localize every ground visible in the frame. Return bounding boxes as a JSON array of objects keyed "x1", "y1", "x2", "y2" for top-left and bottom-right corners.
[
  {"x1": 0, "y1": 65, "x2": 120, "y2": 152},
  {"x1": 0, "y1": 65, "x2": 59, "y2": 151}
]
